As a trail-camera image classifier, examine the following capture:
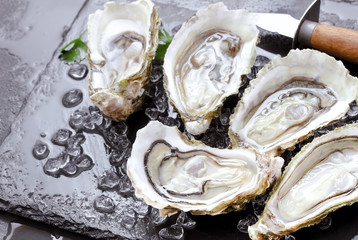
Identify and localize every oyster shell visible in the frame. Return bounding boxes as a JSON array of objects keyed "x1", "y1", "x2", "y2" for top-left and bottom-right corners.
[
  {"x1": 163, "y1": 3, "x2": 259, "y2": 135},
  {"x1": 127, "y1": 121, "x2": 283, "y2": 216},
  {"x1": 230, "y1": 49, "x2": 358, "y2": 156},
  {"x1": 87, "y1": 0, "x2": 160, "y2": 121},
  {"x1": 248, "y1": 123, "x2": 358, "y2": 240}
]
